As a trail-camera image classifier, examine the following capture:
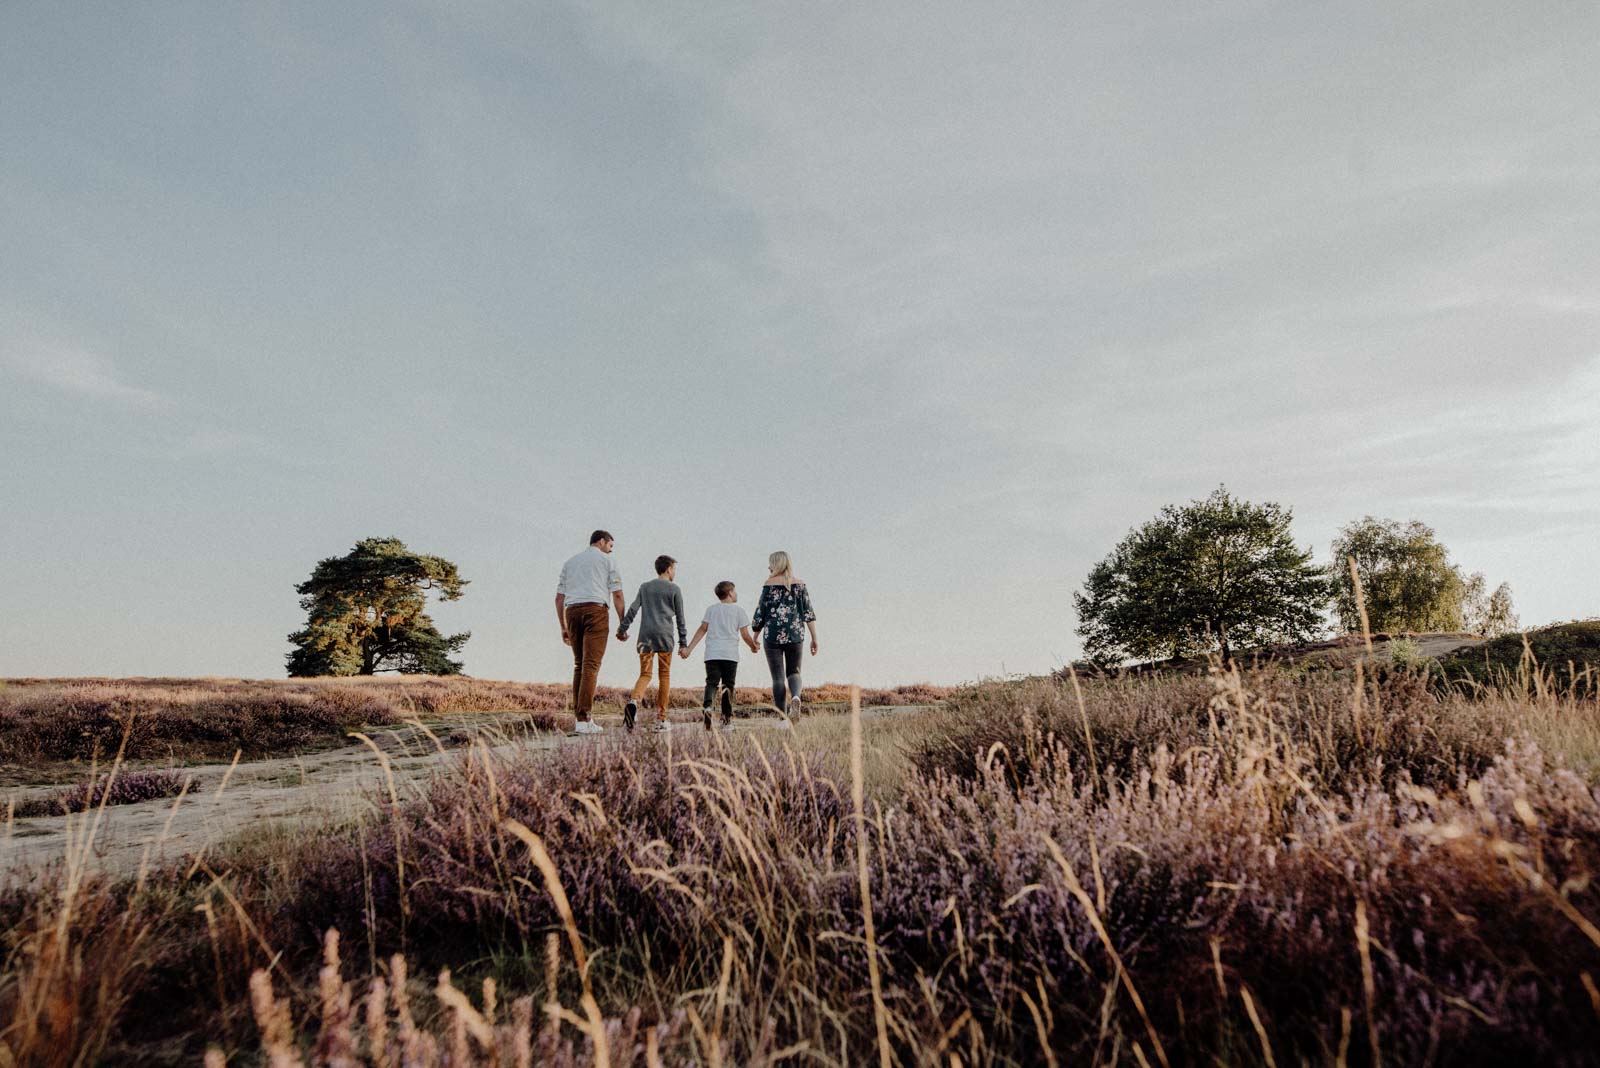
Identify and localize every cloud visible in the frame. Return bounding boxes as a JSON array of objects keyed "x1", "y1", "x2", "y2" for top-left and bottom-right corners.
[
  {"x1": 576, "y1": 2, "x2": 1600, "y2": 496},
  {"x1": 2, "y1": 342, "x2": 169, "y2": 409}
]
